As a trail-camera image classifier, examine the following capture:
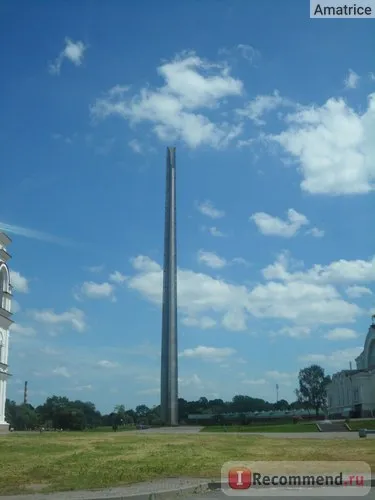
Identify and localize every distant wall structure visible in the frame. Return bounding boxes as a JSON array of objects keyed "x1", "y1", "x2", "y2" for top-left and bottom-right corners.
[{"x1": 187, "y1": 409, "x2": 325, "y2": 425}]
